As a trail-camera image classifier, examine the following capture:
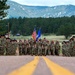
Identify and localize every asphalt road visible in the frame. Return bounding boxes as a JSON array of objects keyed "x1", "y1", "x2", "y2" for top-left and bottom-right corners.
[
  {"x1": 47, "y1": 56, "x2": 75, "y2": 73},
  {"x1": 0, "y1": 56, "x2": 34, "y2": 75},
  {"x1": 0, "y1": 56, "x2": 75, "y2": 75}
]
